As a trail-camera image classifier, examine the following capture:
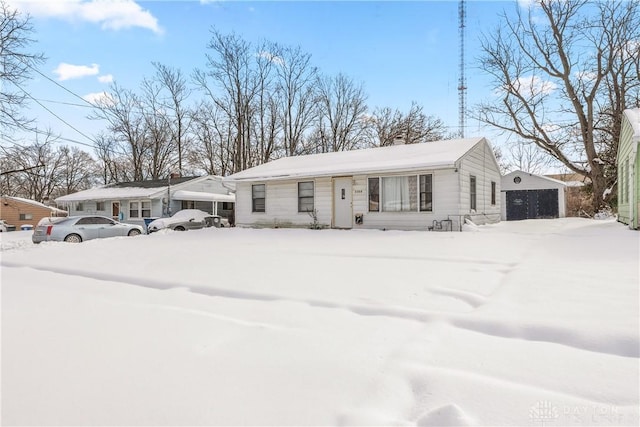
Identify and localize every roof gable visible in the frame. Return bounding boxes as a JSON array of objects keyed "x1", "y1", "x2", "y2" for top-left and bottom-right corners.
[
  {"x1": 2, "y1": 196, "x2": 67, "y2": 213},
  {"x1": 502, "y1": 170, "x2": 567, "y2": 187},
  {"x1": 623, "y1": 108, "x2": 640, "y2": 138},
  {"x1": 226, "y1": 137, "x2": 488, "y2": 182}
]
